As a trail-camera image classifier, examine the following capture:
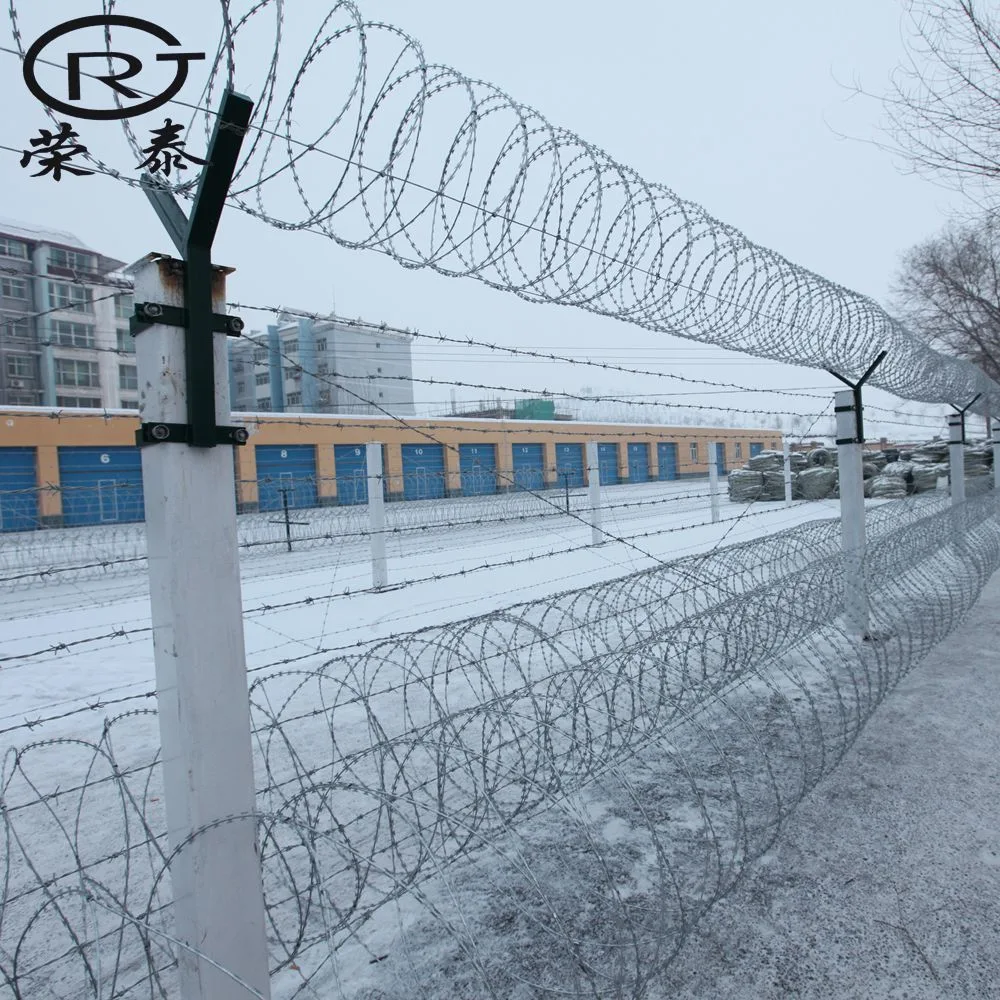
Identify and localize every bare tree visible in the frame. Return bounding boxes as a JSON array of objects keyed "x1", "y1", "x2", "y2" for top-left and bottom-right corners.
[
  {"x1": 893, "y1": 213, "x2": 1000, "y2": 381},
  {"x1": 885, "y1": 1, "x2": 1000, "y2": 190}
]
